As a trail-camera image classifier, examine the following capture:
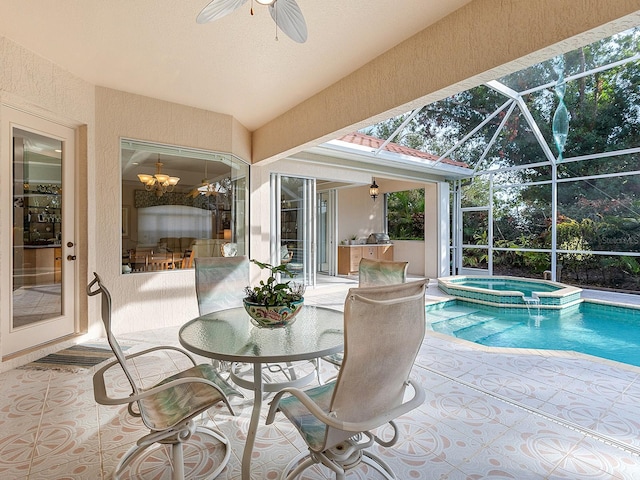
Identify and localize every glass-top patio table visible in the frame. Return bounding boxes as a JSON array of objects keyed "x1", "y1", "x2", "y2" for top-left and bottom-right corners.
[{"x1": 179, "y1": 305, "x2": 344, "y2": 480}]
